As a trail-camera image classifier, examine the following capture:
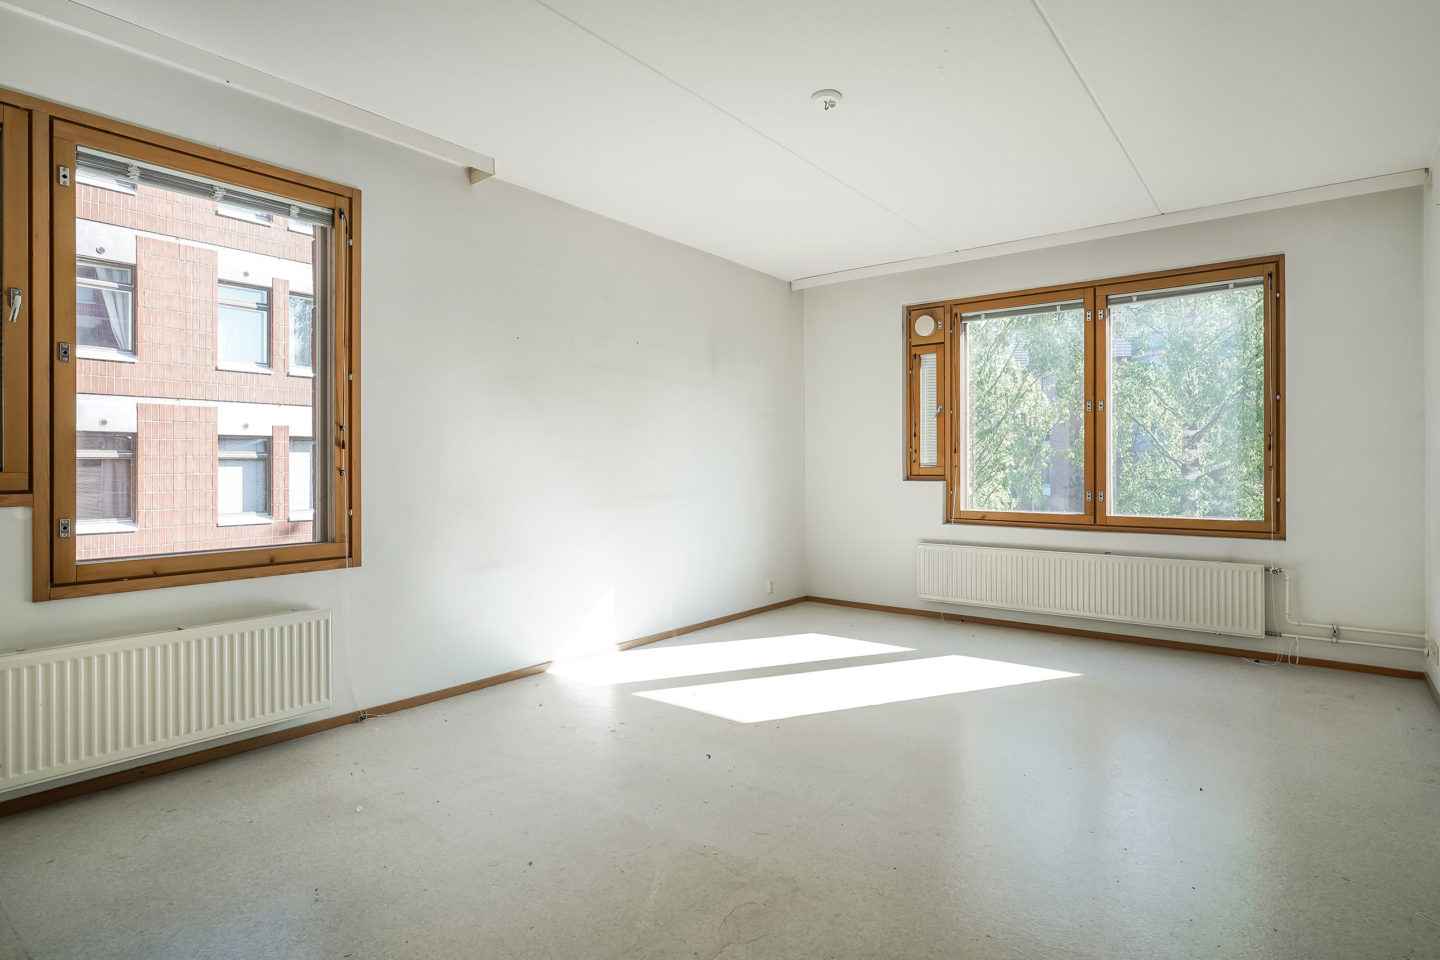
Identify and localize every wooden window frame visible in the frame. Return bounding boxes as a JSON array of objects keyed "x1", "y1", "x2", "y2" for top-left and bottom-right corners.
[
  {"x1": 0, "y1": 100, "x2": 33, "y2": 505},
  {"x1": 903, "y1": 304, "x2": 949, "y2": 480},
  {"x1": 4, "y1": 86, "x2": 362, "y2": 600},
  {"x1": 904, "y1": 255, "x2": 1285, "y2": 540}
]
